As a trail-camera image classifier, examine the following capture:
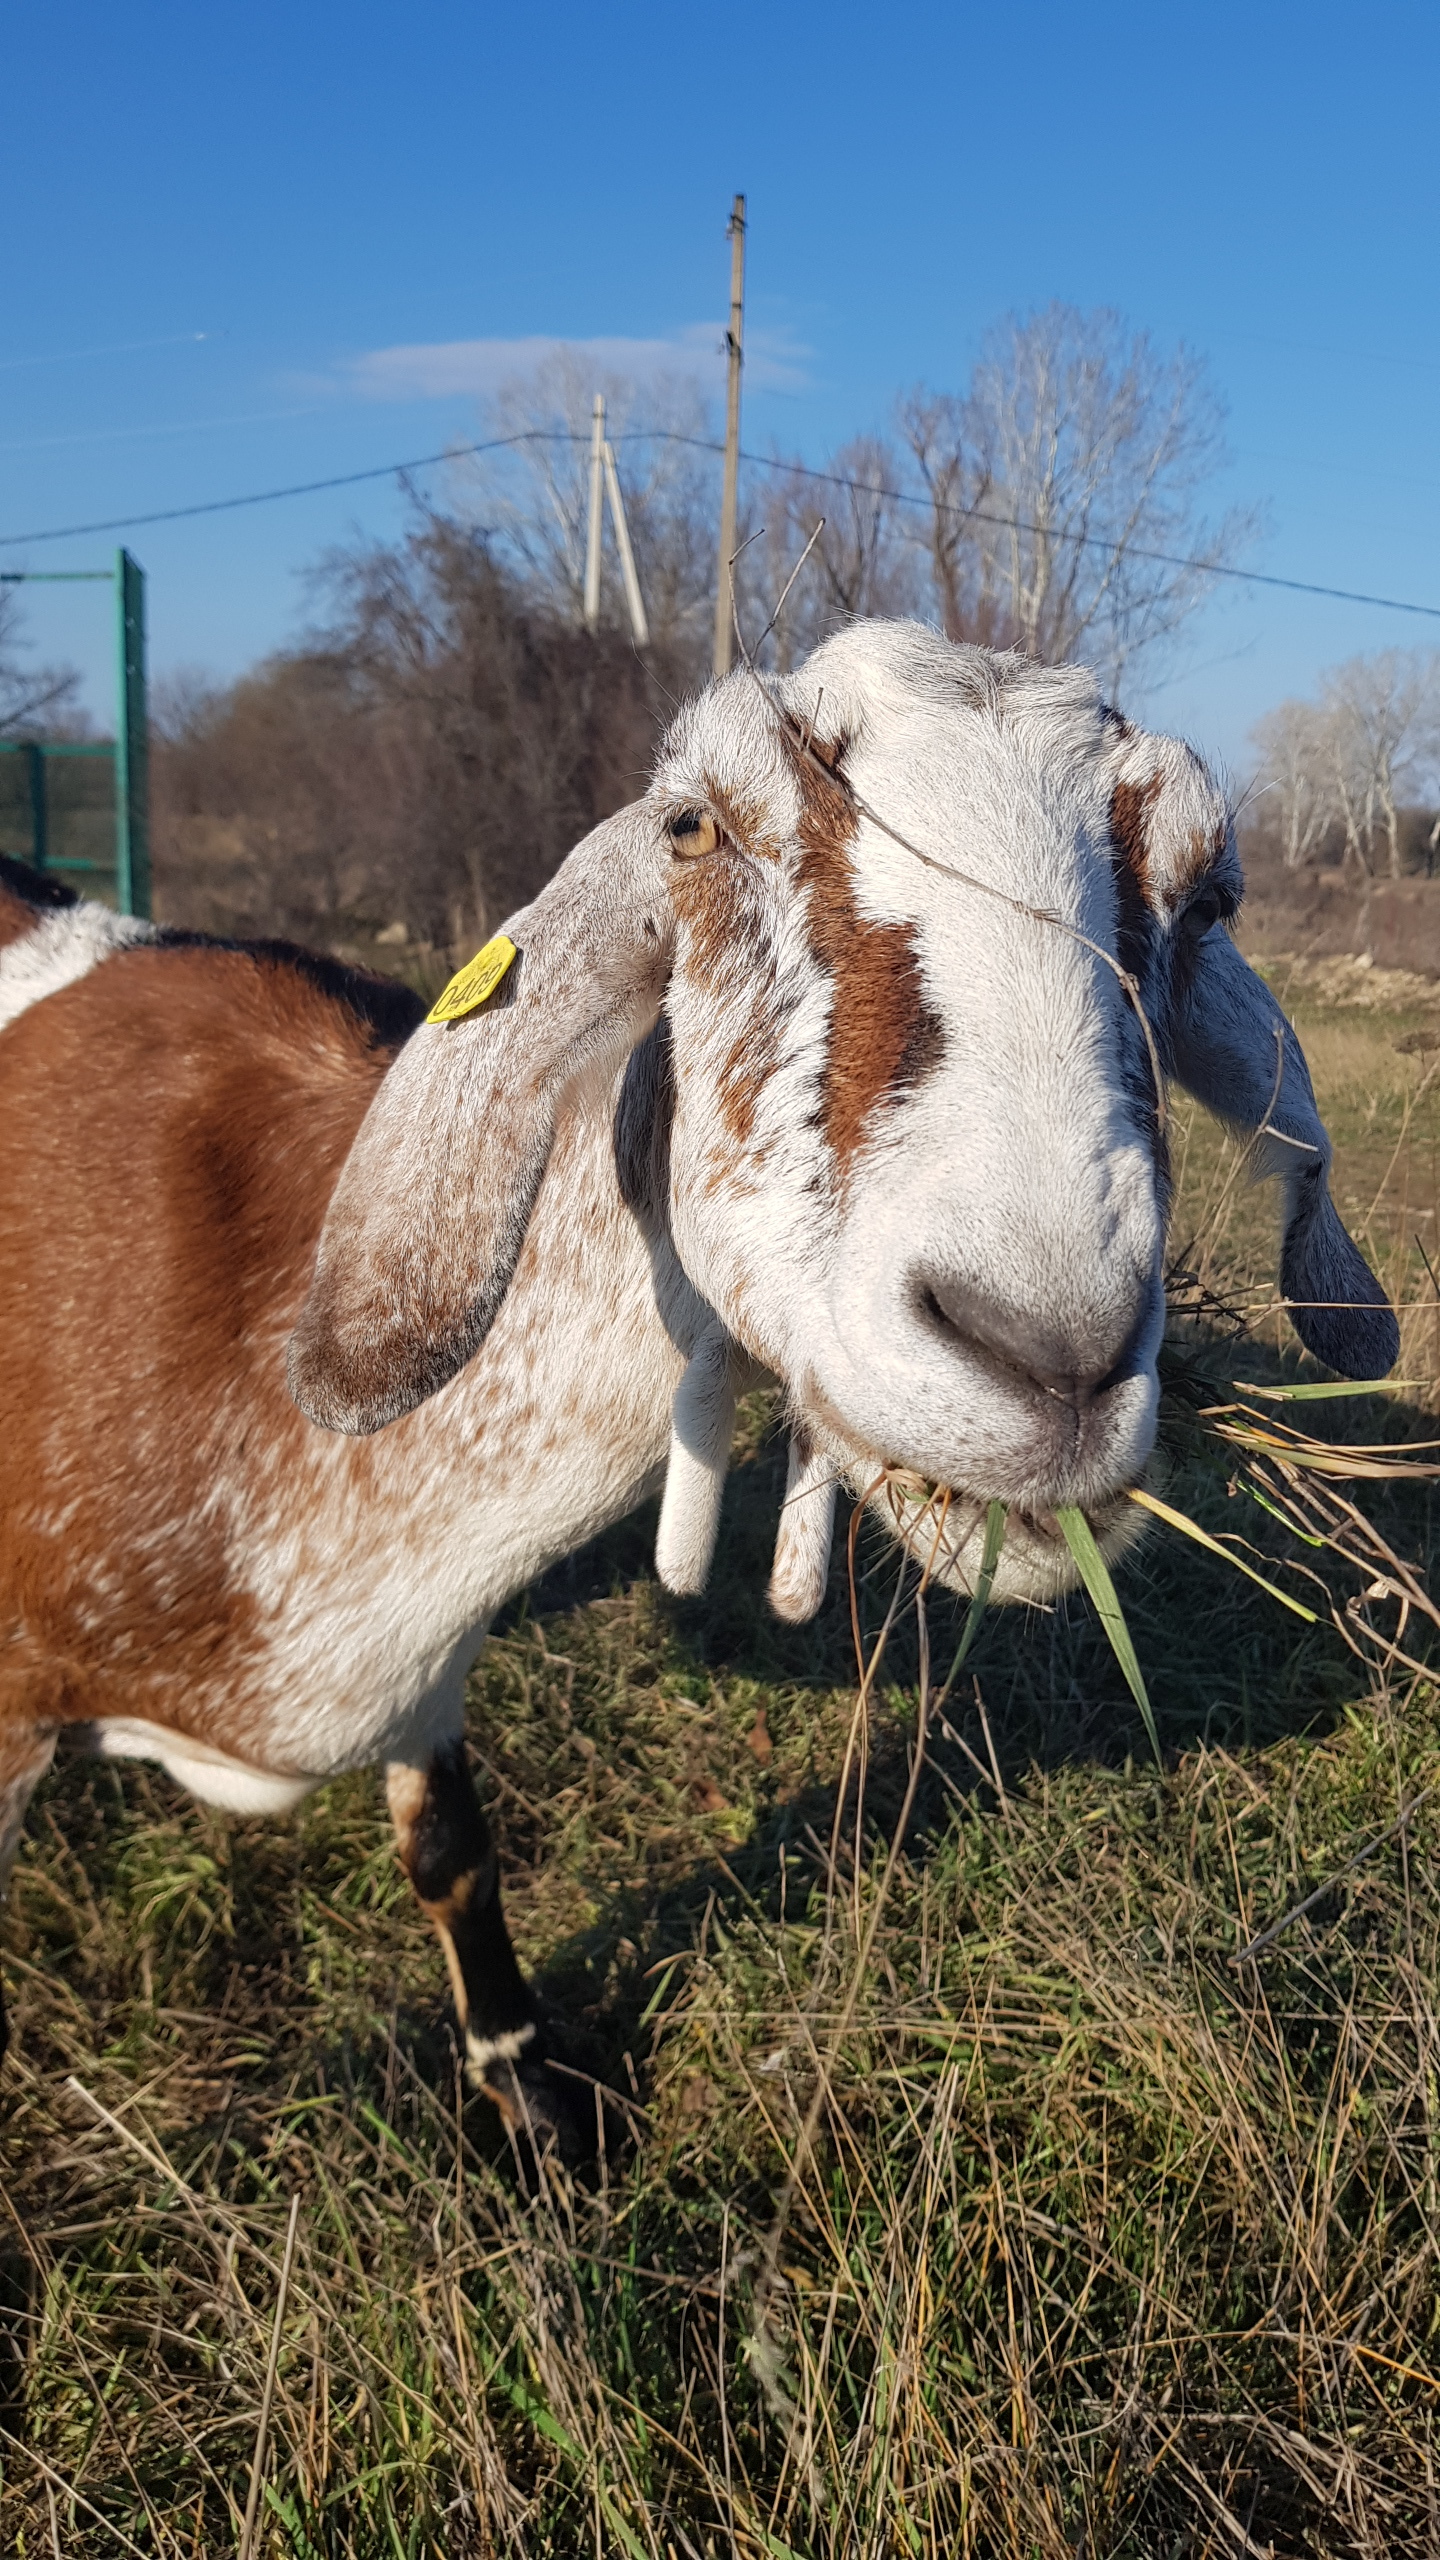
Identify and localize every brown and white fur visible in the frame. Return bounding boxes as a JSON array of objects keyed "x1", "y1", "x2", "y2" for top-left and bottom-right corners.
[{"x1": 0, "y1": 624, "x2": 1397, "y2": 2151}]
